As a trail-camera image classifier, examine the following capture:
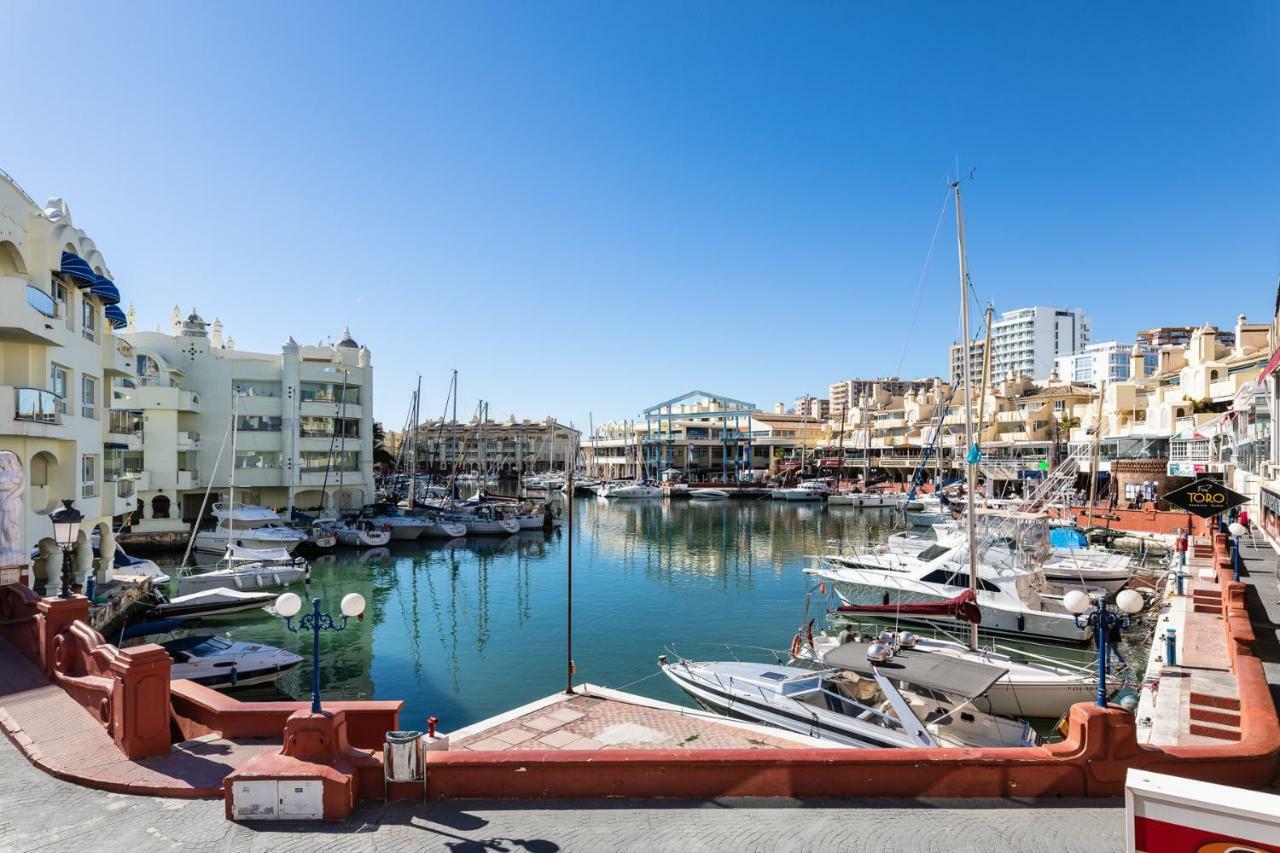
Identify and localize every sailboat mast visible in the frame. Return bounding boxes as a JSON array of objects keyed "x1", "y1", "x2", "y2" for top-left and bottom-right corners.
[
  {"x1": 953, "y1": 177, "x2": 980, "y2": 652},
  {"x1": 229, "y1": 390, "x2": 238, "y2": 546}
]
